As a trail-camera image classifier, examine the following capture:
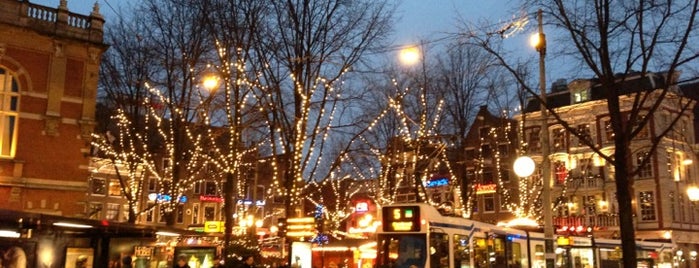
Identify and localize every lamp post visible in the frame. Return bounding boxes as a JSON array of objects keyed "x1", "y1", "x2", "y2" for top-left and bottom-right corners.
[
  {"x1": 200, "y1": 71, "x2": 236, "y2": 263},
  {"x1": 530, "y1": 9, "x2": 555, "y2": 268}
]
